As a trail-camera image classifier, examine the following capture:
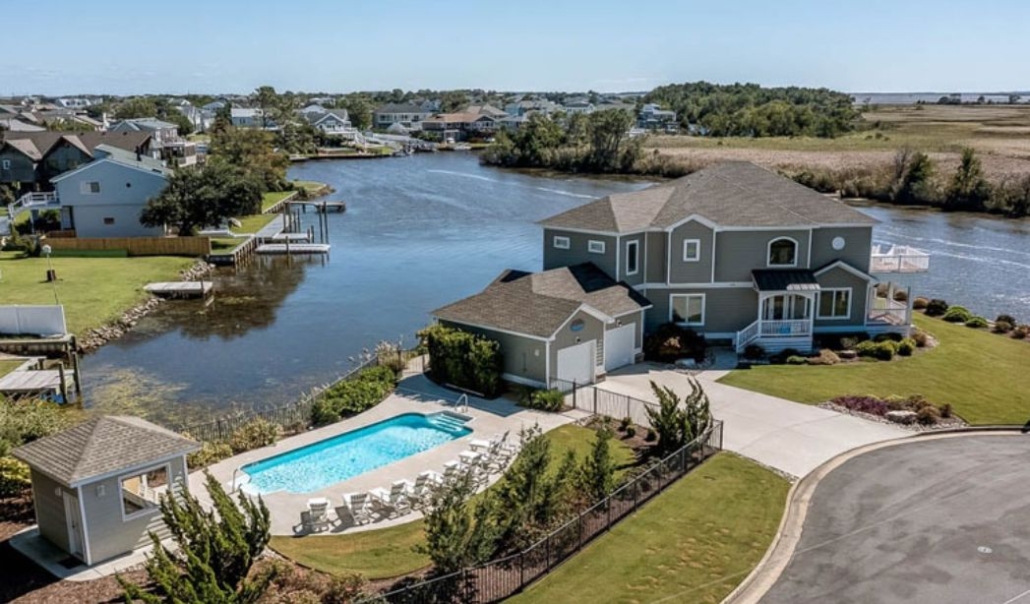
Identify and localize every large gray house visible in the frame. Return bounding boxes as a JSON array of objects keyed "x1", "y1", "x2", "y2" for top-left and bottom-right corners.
[{"x1": 433, "y1": 161, "x2": 929, "y2": 387}]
